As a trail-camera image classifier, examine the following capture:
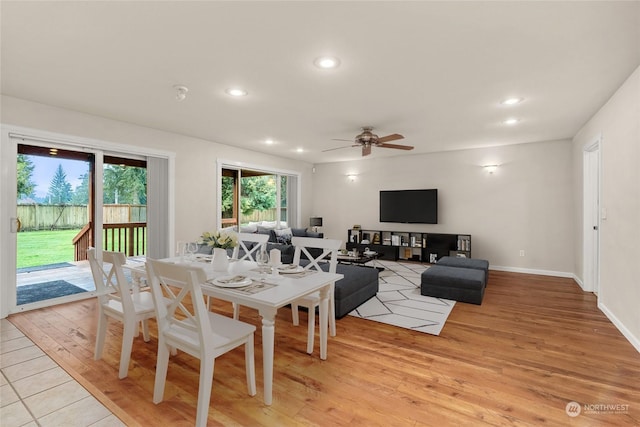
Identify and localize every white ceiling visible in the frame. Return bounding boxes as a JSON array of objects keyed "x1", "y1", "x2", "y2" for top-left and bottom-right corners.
[{"x1": 2, "y1": 1, "x2": 639, "y2": 164}]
